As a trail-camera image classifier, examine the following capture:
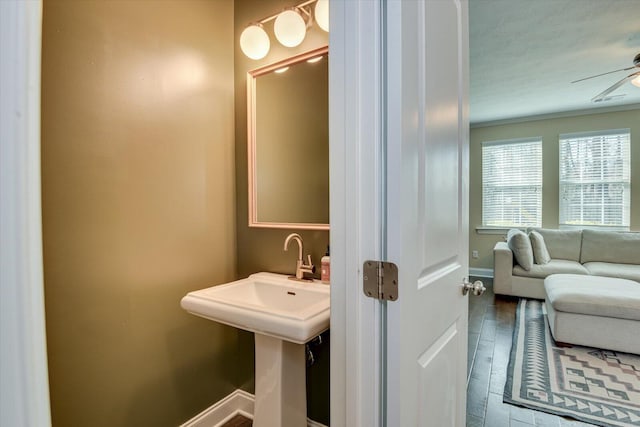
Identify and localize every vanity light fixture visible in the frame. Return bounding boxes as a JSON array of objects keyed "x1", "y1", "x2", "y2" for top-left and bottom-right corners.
[
  {"x1": 314, "y1": 0, "x2": 329, "y2": 32},
  {"x1": 239, "y1": 24, "x2": 270, "y2": 60},
  {"x1": 240, "y1": 0, "x2": 329, "y2": 60},
  {"x1": 274, "y1": 9, "x2": 307, "y2": 47},
  {"x1": 274, "y1": 67, "x2": 290, "y2": 74},
  {"x1": 306, "y1": 56, "x2": 324, "y2": 64}
]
